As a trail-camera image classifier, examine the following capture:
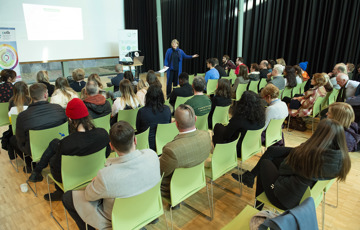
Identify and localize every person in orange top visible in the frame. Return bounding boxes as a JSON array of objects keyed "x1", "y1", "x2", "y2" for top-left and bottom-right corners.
[{"x1": 299, "y1": 61, "x2": 309, "y2": 81}]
